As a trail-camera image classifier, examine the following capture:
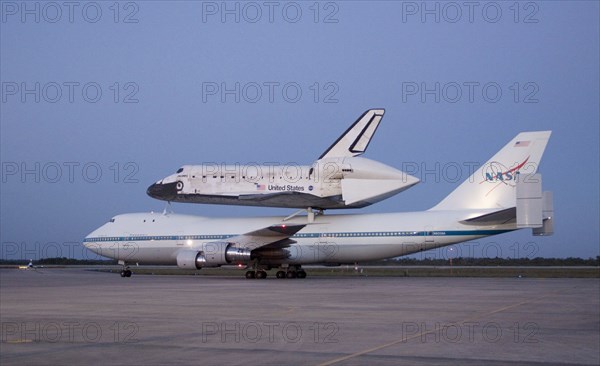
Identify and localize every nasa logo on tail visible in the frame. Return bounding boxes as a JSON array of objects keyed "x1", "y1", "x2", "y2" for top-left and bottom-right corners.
[
  {"x1": 479, "y1": 155, "x2": 532, "y2": 197},
  {"x1": 482, "y1": 156, "x2": 530, "y2": 183}
]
